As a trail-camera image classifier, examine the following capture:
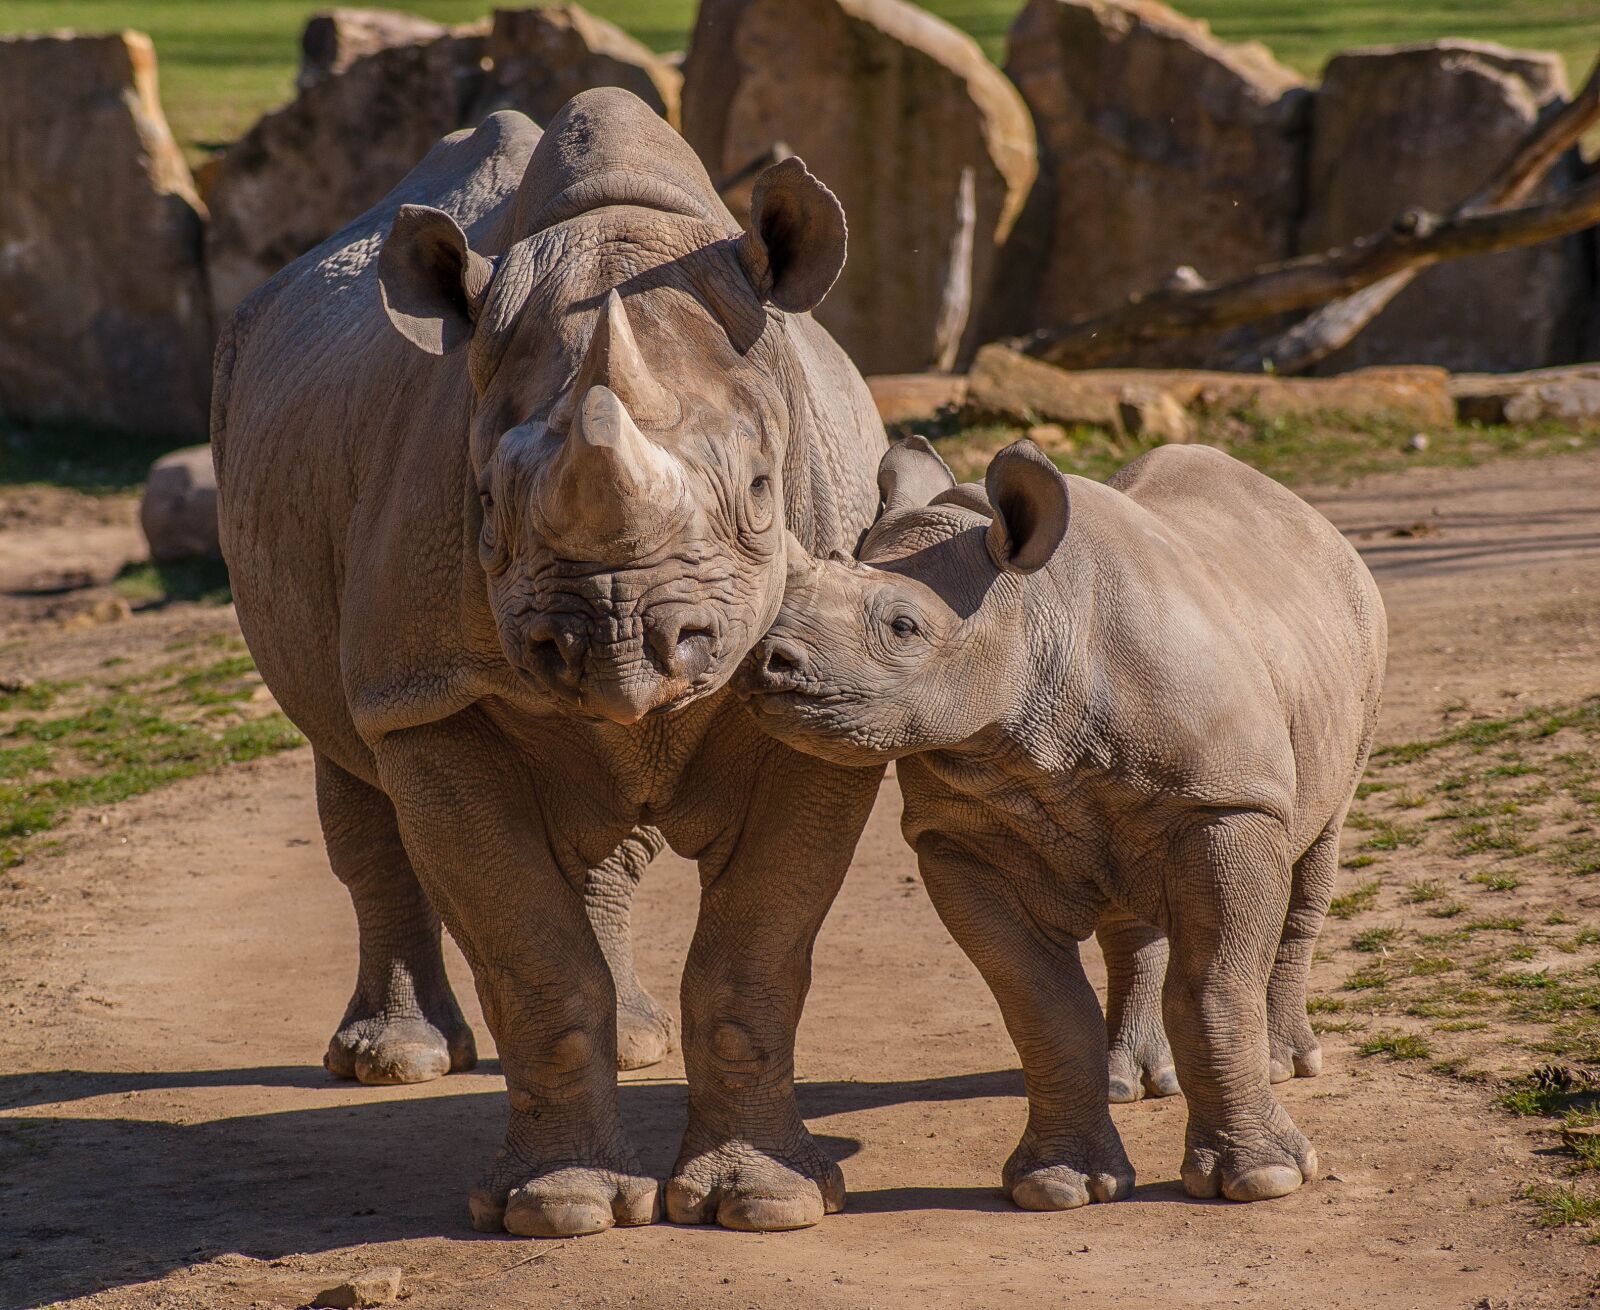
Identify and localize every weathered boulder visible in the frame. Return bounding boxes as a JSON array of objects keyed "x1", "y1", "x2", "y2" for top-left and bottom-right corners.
[
  {"x1": 205, "y1": 28, "x2": 486, "y2": 321},
  {"x1": 469, "y1": 6, "x2": 680, "y2": 128},
  {"x1": 298, "y1": 8, "x2": 450, "y2": 88},
  {"x1": 1302, "y1": 41, "x2": 1584, "y2": 373},
  {"x1": 141, "y1": 445, "x2": 220, "y2": 562},
  {"x1": 962, "y1": 345, "x2": 1454, "y2": 431},
  {"x1": 681, "y1": 0, "x2": 1037, "y2": 375},
  {"x1": 866, "y1": 373, "x2": 970, "y2": 426},
  {"x1": 997, "y1": 0, "x2": 1307, "y2": 357},
  {"x1": 206, "y1": 6, "x2": 679, "y2": 321},
  {"x1": 0, "y1": 32, "x2": 211, "y2": 438},
  {"x1": 311, "y1": 1267, "x2": 403, "y2": 1310},
  {"x1": 1452, "y1": 366, "x2": 1600, "y2": 427}
]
